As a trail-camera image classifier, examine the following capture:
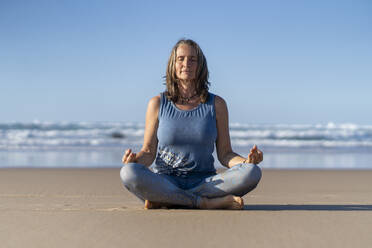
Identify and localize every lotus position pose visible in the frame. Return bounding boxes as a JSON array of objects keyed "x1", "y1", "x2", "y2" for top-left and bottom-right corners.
[{"x1": 120, "y1": 39, "x2": 263, "y2": 210}]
